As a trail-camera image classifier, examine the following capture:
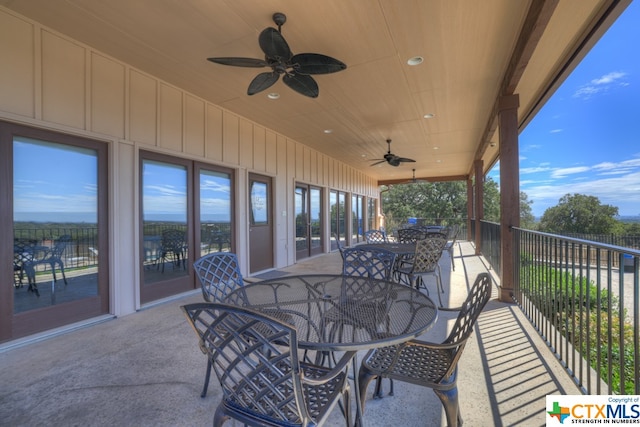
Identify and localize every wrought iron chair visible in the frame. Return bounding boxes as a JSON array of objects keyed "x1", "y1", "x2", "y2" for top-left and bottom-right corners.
[
  {"x1": 193, "y1": 252, "x2": 294, "y2": 397},
  {"x1": 14, "y1": 235, "x2": 72, "y2": 296},
  {"x1": 395, "y1": 227, "x2": 427, "y2": 269},
  {"x1": 444, "y1": 224, "x2": 460, "y2": 271},
  {"x1": 395, "y1": 235, "x2": 448, "y2": 306},
  {"x1": 192, "y1": 252, "x2": 245, "y2": 397},
  {"x1": 358, "y1": 273, "x2": 492, "y2": 427},
  {"x1": 193, "y1": 252, "x2": 244, "y2": 304},
  {"x1": 396, "y1": 227, "x2": 427, "y2": 244},
  {"x1": 339, "y1": 246, "x2": 397, "y2": 394},
  {"x1": 364, "y1": 229, "x2": 388, "y2": 244},
  {"x1": 342, "y1": 246, "x2": 397, "y2": 281},
  {"x1": 159, "y1": 228, "x2": 187, "y2": 272},
  {"x1": 182, "y1": 302, "x2": 354, "y2": 427}
]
